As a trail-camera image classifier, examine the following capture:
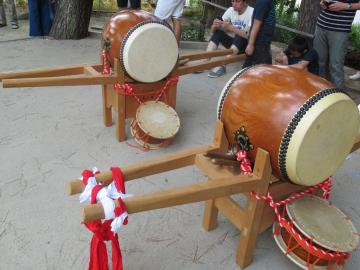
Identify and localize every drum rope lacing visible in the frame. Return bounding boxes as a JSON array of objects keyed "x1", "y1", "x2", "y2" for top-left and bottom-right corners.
[
  {"x1": 101, "y1": 49, "x2": 179, "y2": 105},
  {"x1": 251, "y1": 178, "x2": 352, "y2": 269},
  {"x1": 80, "y1": 167, "x2": 132, "y2": 270}
]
